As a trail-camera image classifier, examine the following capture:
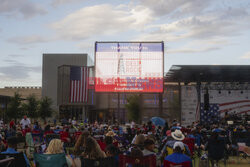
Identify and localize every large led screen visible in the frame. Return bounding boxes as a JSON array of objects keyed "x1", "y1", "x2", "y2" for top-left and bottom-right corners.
[{"x1": 95, "y1": 42, "x2": 164, "y2": 92}]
